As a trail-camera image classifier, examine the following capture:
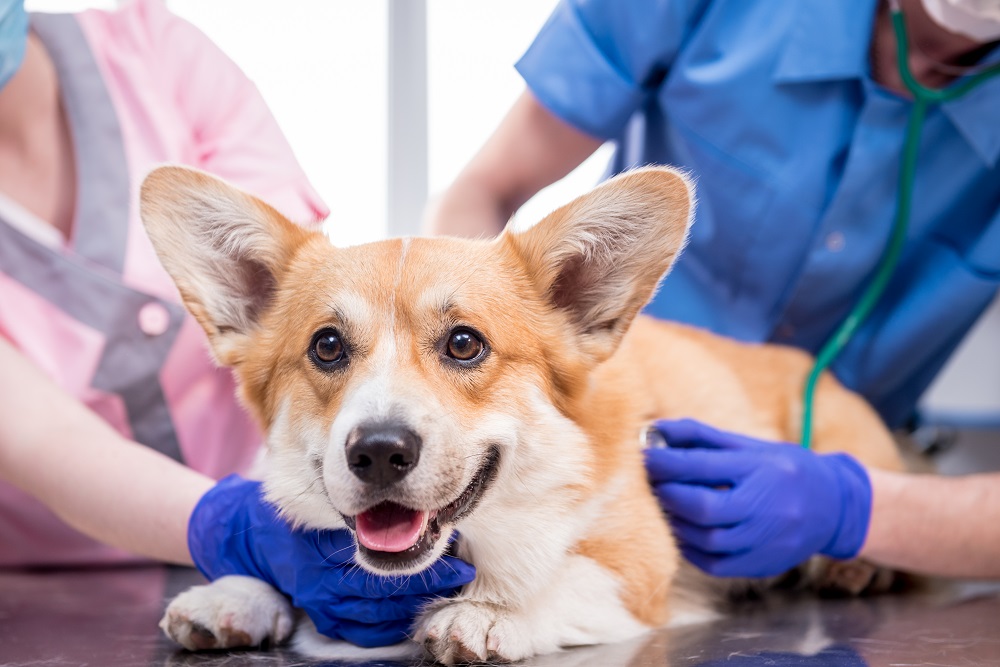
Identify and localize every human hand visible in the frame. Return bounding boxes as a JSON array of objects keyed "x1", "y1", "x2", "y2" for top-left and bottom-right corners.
[
  {"x1": 644, "y1": 419, "x2": 871, "y2": 578},
  {"x1": 187, "y1": 475, "x2": 476, "y2": 647}
]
